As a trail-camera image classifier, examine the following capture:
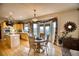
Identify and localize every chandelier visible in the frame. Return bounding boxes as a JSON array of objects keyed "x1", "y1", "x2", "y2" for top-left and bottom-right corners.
[
  {"x1": 32, "y1": 9, "x2": 38, "y2": 22},
  {"x1": 6, "y1": 12, "x2": 14, "y2": 26}
]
